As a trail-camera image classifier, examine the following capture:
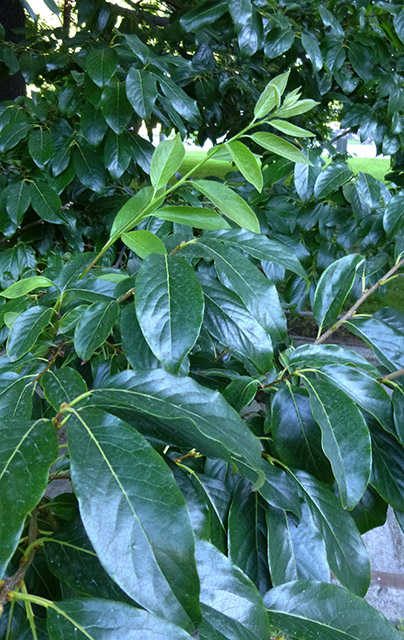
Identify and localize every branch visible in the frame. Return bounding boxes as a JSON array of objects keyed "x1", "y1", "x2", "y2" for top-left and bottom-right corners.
[
  {"x1": 330, "y1": 127, "x2": 352, "y2": 144},
  {"x1": 380, "y1": 367, "x2": 404, "y2": 383},
  {"x1": 315, "y1": 256, "x2": 404, "y2": 345}
]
